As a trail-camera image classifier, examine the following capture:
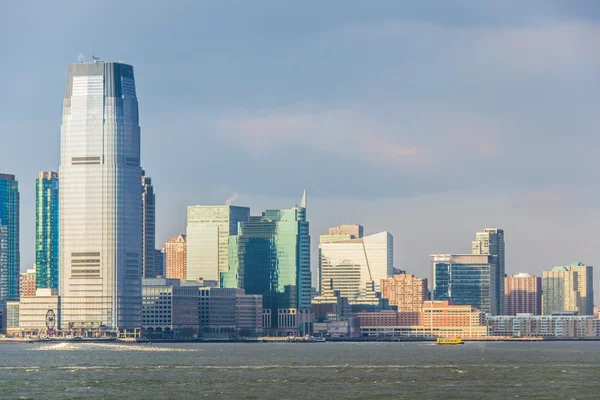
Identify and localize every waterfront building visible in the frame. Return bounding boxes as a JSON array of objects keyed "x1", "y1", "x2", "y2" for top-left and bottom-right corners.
[
  {"x1": 223, "y1": 191, "x2": 311, "y2": 335},
  {"x1": 319, "y1": 227, "x2": 393, "y2": 302},
  {"x1": 380, "y1": 274, "x2": 427, "y2": 312},
  {"x1": 311, "y1": 290, "x2": 353, "y2": 322},
  {"x1": 563, "y1": 262, "x2": 594, "y2": 315},
  {"x1": 358, "y1": 300, "x2": 487, "y2": 338},
  {"x1": 164, "y1": 234, "x2": 187, "y2": 280},
  {"x1": 198, "y1": 287, "x2": 263, "y2": 336},
  {"x1": 16, "y1": 289, "x2": 60, "y2": 335},
  {"x1": 431, "y1": 254, "x2": 497, "y2": 314},
  {"x1": 472, "y1": 228, "x2": 505, "y2": 315},
  {"x1": 5, "y1": 301, "x2": 19, "y2": 334},
  {"x1": 488, "y1": 313, "x2": 600, "y2": 338},
  {"x1": 35, "y1": 172, "x2": 59, "y2": 290},
  {"x1": 0, "y1": 173, "x2": 20, "y2": 303},
  {"x1": 504, "y1": 273, "x2": 542, "y2": 315},
  {"x1": 186, "y1": 205, "x2": 250, "y2": 282},
  {"x1": 142, "y1": 172, "x2": 156, "y2": 278},
  {"x1": 20, "y1": 267, "x2": 36, "y2": 297},
  {"x1": 542, "y1": 267, "x2": 580, "y2": 315},
  {"x1": 141, "y1": 278, "x2": 200, "y2": 337},
  {"x1": 59, "y1": 60, "x2": 143, "y2": 331}
]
